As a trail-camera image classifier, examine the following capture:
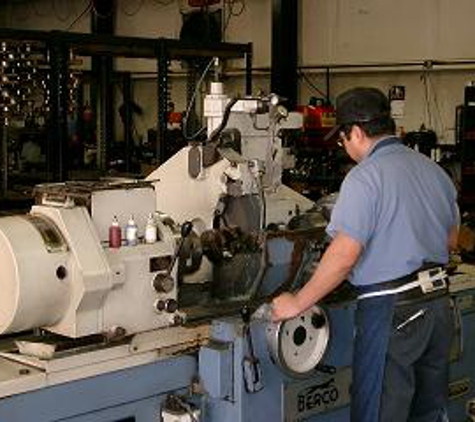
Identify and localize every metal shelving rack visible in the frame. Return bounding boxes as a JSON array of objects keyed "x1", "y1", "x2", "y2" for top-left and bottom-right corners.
[{"x1": 0, "y1": 28, "x2": 252, "y2": 197}]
